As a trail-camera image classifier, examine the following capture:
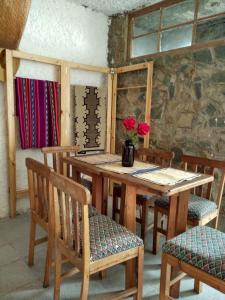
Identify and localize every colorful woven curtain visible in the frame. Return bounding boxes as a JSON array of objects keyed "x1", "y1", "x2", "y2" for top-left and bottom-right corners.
[{"x1": 15, "y1": 77, "x2": 60, "y2": 149}]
